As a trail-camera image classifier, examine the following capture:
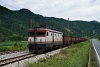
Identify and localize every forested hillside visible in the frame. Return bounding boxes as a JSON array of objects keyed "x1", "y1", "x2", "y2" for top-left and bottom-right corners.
[{"x1": 0, "y1": 5, "x2": 100, "y2": 41}]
